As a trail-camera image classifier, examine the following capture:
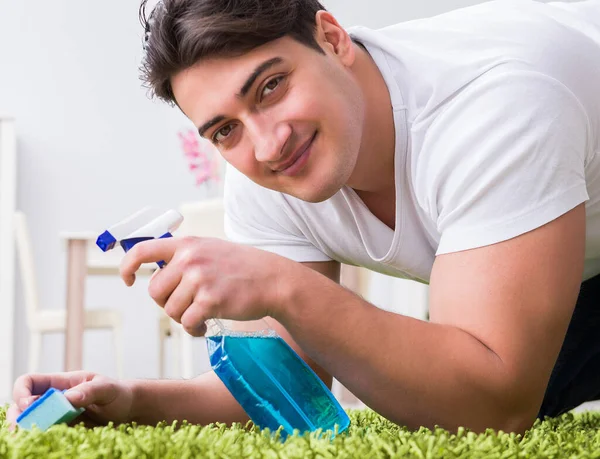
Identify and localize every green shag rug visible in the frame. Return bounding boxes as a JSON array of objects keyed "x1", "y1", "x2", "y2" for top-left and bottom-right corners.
[{"x1": 2, "y1": 406, "x2": 600, "y2": 458}]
